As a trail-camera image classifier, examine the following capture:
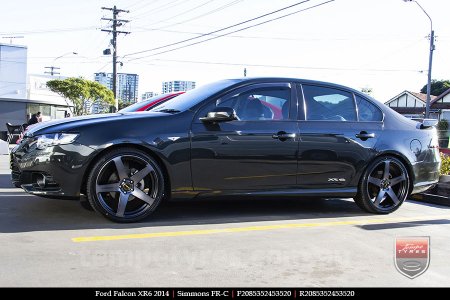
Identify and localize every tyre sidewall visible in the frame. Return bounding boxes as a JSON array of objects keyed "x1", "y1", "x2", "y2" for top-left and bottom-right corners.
[
  {"x1": 358, "y1": 156, "x2": 410, "y2": 214},
  {"x1": 86, "y1": 148, "x2": 165, "y2": 223}
]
